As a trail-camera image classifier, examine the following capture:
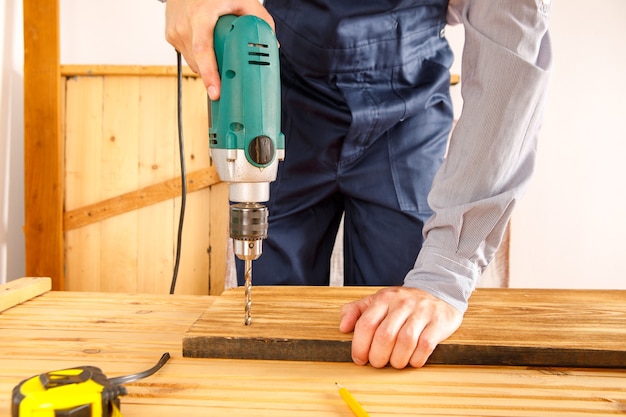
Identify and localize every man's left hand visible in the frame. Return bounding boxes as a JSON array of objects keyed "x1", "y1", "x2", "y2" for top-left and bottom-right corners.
[{"x1": 339, "y1": 287, "x2": 463, "y2": 369}]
